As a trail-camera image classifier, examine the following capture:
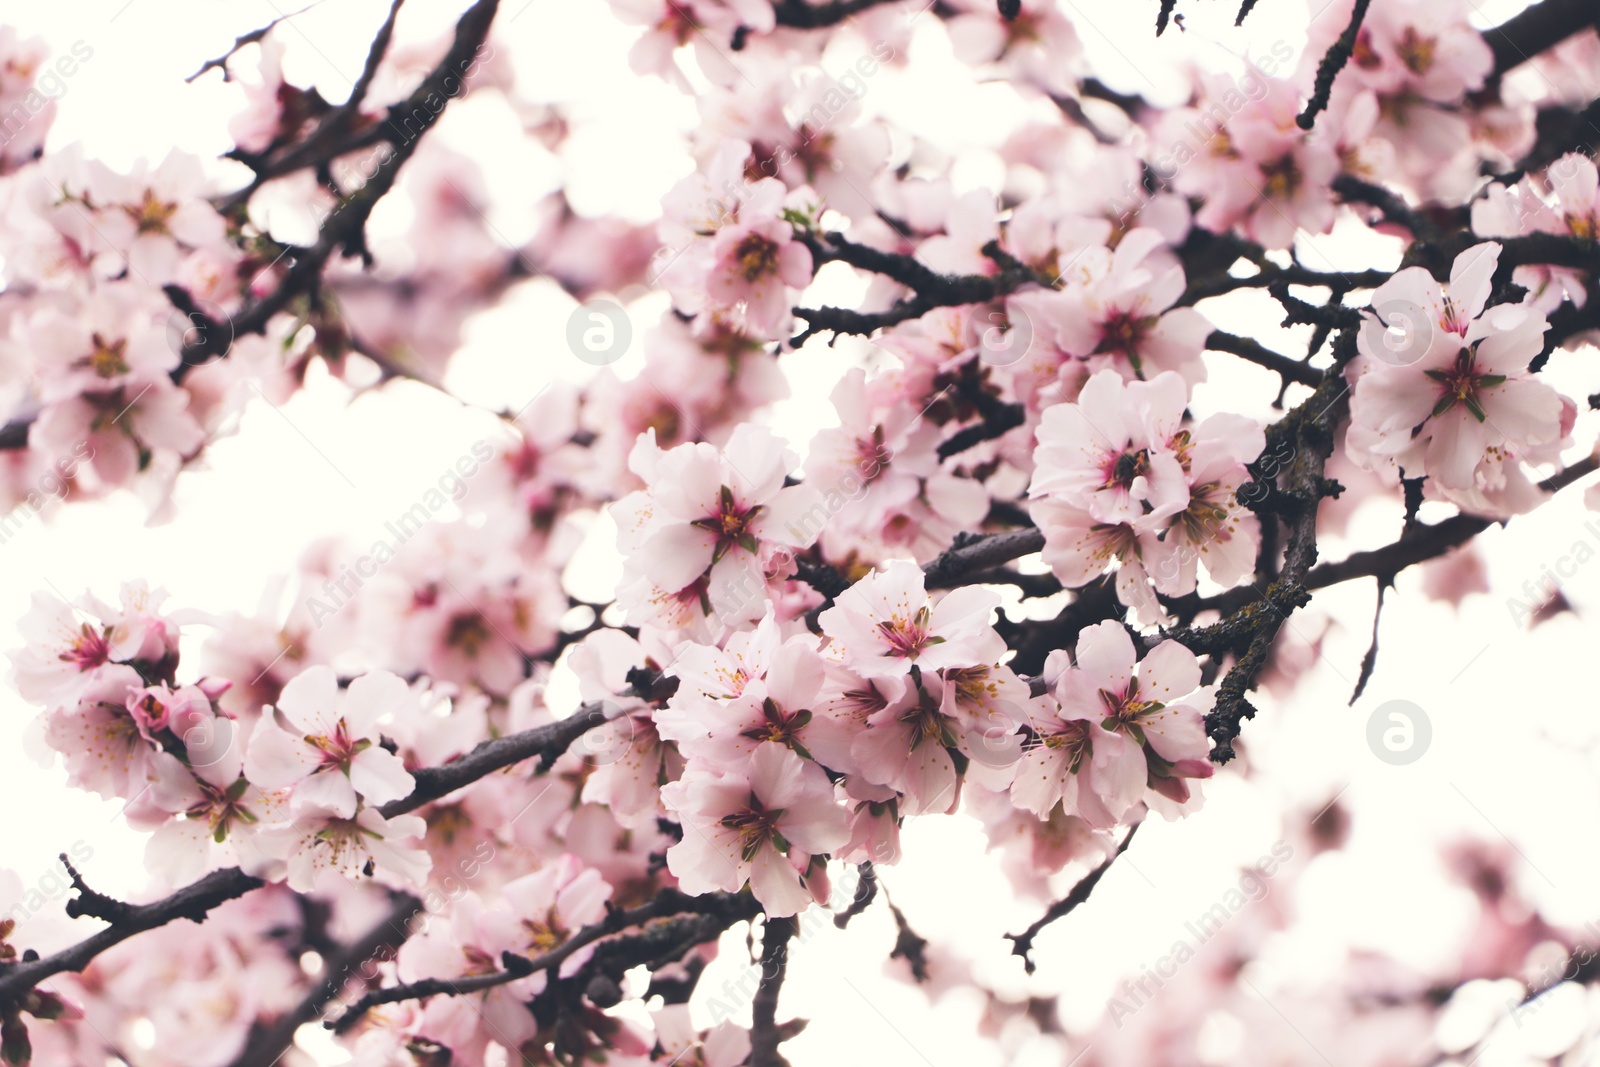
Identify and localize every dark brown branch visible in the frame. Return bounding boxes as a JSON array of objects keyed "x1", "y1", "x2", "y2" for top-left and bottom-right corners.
[
  {"x1": 1007, "y1": 821, "x2": 1140, "y2": 974},
  {"x1": 186, "y1": 4, "x2": 322, "y2": 83},
  {"x1": 0, "y1": 694, "x2": 601, "y2": 1014},
  {"x1": 770, "y1": 0, "x2": 906, "y2": 28},
  {"x1": 962, "y1": 567, "x2": 1063, "y2": 599},
  {"x1": 1298, "y1": 455, "x2": 1600, "y2": 593},
  {"x1": 937, "y1": 401, "x2": 1027, "y2": 459},
  {"x1": 1484, "y1": 0, "x2": 1600, "y2": 77},
  {"x1": 750, "y1": 916, "x2": 798, "y2": 1067},
  {"x1": 59, "y1": 855, "x2": 132, "y2": 925},
  {"x1": 1332, "y1": 173, "x2": 1439, "y2": 240},
  {"x1": 1492, "y1": 95, "x2": 1600, "y2": 184},
  {"x1": 217, "y1": 0, "x2": 409, "y2": 214},
  {"x1": 379, "y1": 700, "x2": 611, "y2": 816},
  {"x1": 1156, "y1": 0, "x2": 1178, "y2": 36},
  {"x1": 886, "y1": 894, "x2": 930, "y2": 982},
  {"x1": 792, "y1": 235, "x2": 1041, "y2": 345},
  {"x1": 330, "y1": 889, "x2": 759, "y2": 1029},
  {"x1": 922, "y1": 527, "x2": 1046, "y2": 588},
  {"x1": 833, "y1": 864, "x2": 878, "y2": 929},
  {"x1": 1181, "y1": 261, "x2": 1390, "y2": 305},
  {"x1": 1298, "y1": 0, "x2": 1371, "y2": 130},
  {"x1": 227, "y1": 893, "x2": 423, "y2": 1067},
  {"x1": 1202, "y1": 358, "x2": 1349, "y2": 762},
  {"x1": 1206, "y1": 330, "x2": 1322, "y2": 387},
  {"x1": 0, "y1": 868, "x2": 266, "y2": 1011}
]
